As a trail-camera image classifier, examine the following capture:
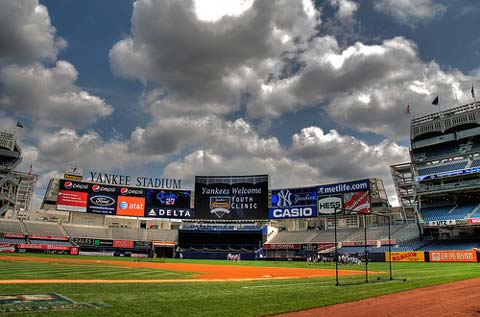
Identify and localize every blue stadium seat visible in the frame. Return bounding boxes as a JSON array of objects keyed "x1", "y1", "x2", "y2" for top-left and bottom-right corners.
[{"x1": 417, "y1": 161, "x2": 467, "y2": 176}]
